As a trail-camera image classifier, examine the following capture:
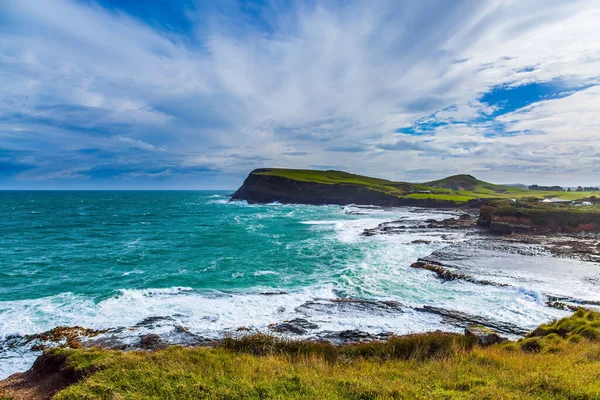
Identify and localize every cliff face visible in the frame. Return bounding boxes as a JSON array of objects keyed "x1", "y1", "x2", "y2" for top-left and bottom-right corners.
[
  {"x1": 232, "y1": 170, "x2": 458, "y2": 207},
  {"x1": 478, "y1": 205, "x2": 600, "y2": 233}
]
